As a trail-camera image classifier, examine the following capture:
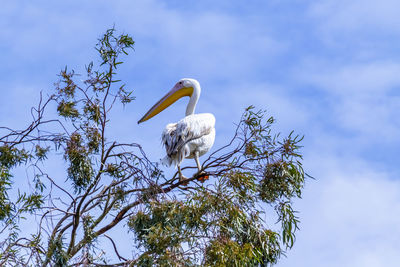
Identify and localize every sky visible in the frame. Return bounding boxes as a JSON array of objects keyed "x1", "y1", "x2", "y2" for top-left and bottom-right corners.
[{"x1": 1, "y1": 0, "x2": 400, "y2": 266}]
